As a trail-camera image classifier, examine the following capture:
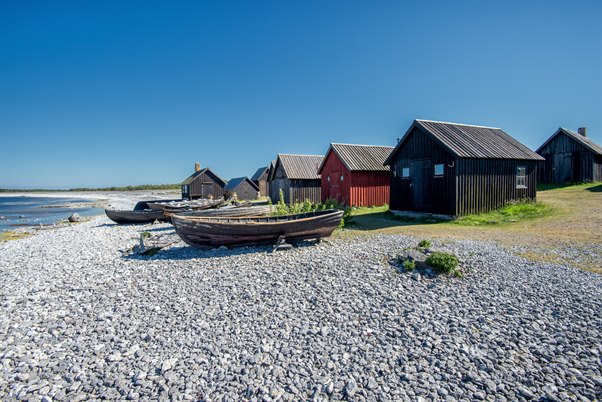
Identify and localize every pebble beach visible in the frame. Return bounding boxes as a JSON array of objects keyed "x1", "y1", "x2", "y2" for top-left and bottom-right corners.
[{"x1": 0, "y1": 214, "x2": 601, "y2": 401}]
